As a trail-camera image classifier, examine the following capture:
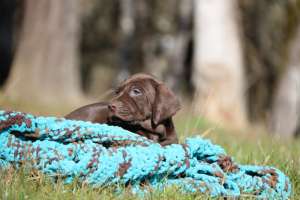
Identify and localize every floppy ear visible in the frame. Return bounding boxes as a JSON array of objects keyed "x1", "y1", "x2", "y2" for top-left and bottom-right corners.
[{"x1": 152, "y1": 84, "x2": 181, "y2": 125}]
